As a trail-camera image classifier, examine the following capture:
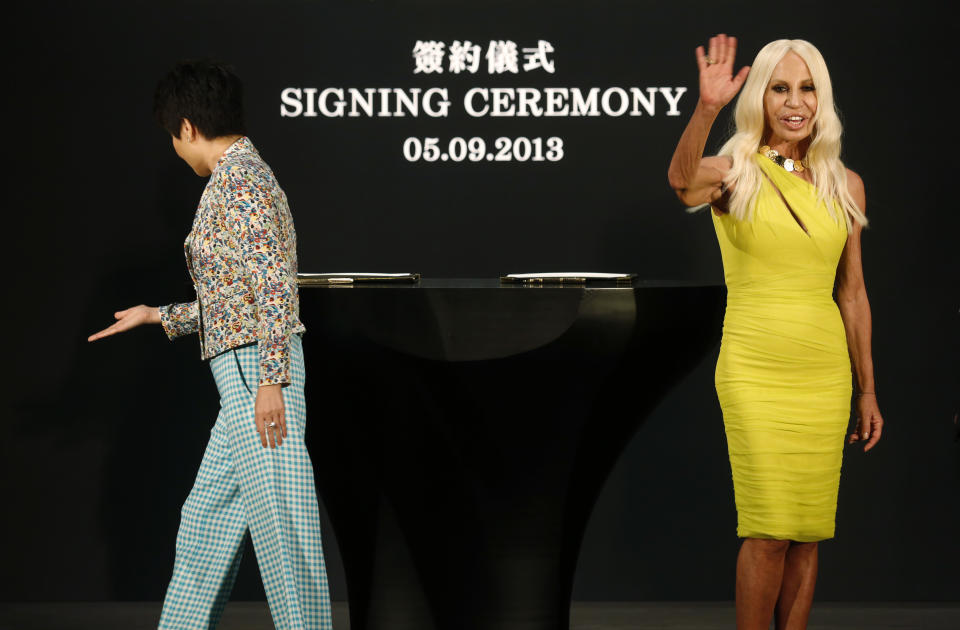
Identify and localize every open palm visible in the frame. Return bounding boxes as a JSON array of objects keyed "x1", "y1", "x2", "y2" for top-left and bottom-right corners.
[
  {"x1": 696, "y1": 34, "x2": 750, "y2": 111},
  {"x1": 88, "y1": 305, "x2": 159, "y2": 342}
]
